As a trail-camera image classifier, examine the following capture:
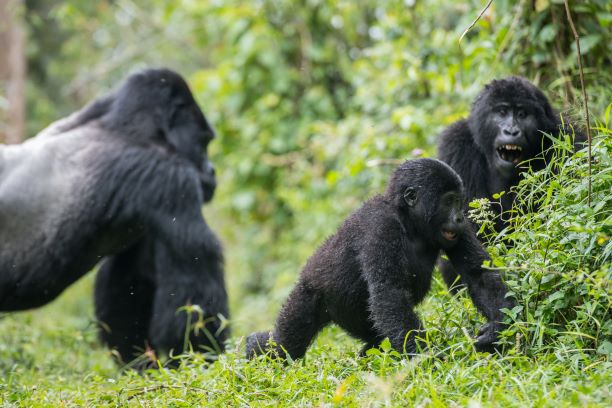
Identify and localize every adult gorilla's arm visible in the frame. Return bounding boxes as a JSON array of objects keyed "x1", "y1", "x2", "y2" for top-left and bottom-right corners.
[
  {"x1": 148, "y1": 226, "x2": 229, "y2": 355},
  {"x1": 444, "y1": 229, "x2": 515, "y2": 351}
]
